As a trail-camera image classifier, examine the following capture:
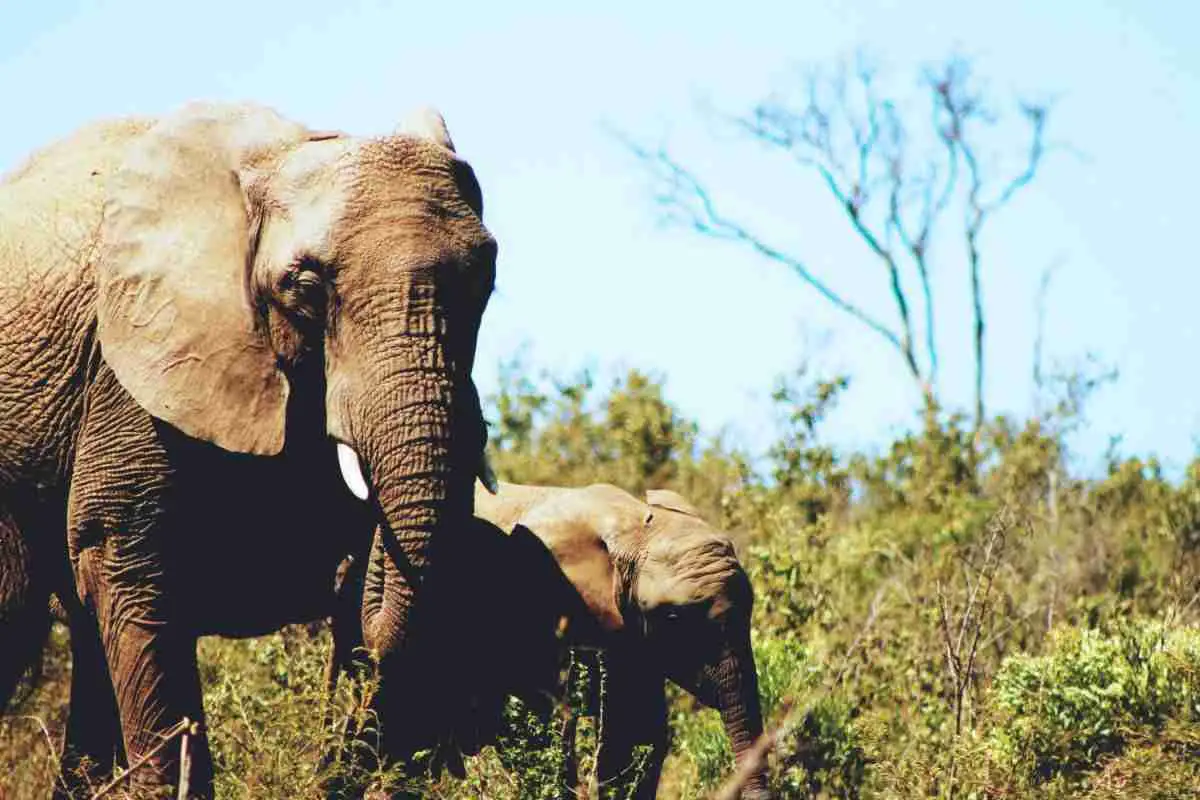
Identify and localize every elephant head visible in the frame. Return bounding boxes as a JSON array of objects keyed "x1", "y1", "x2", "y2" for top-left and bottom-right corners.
[
  {"x1": 634, "y1": 490, "x2": 769, "y2": 799},
  {"x1": 95, "y1": 102, "x2": 496, "y2": 666}
]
